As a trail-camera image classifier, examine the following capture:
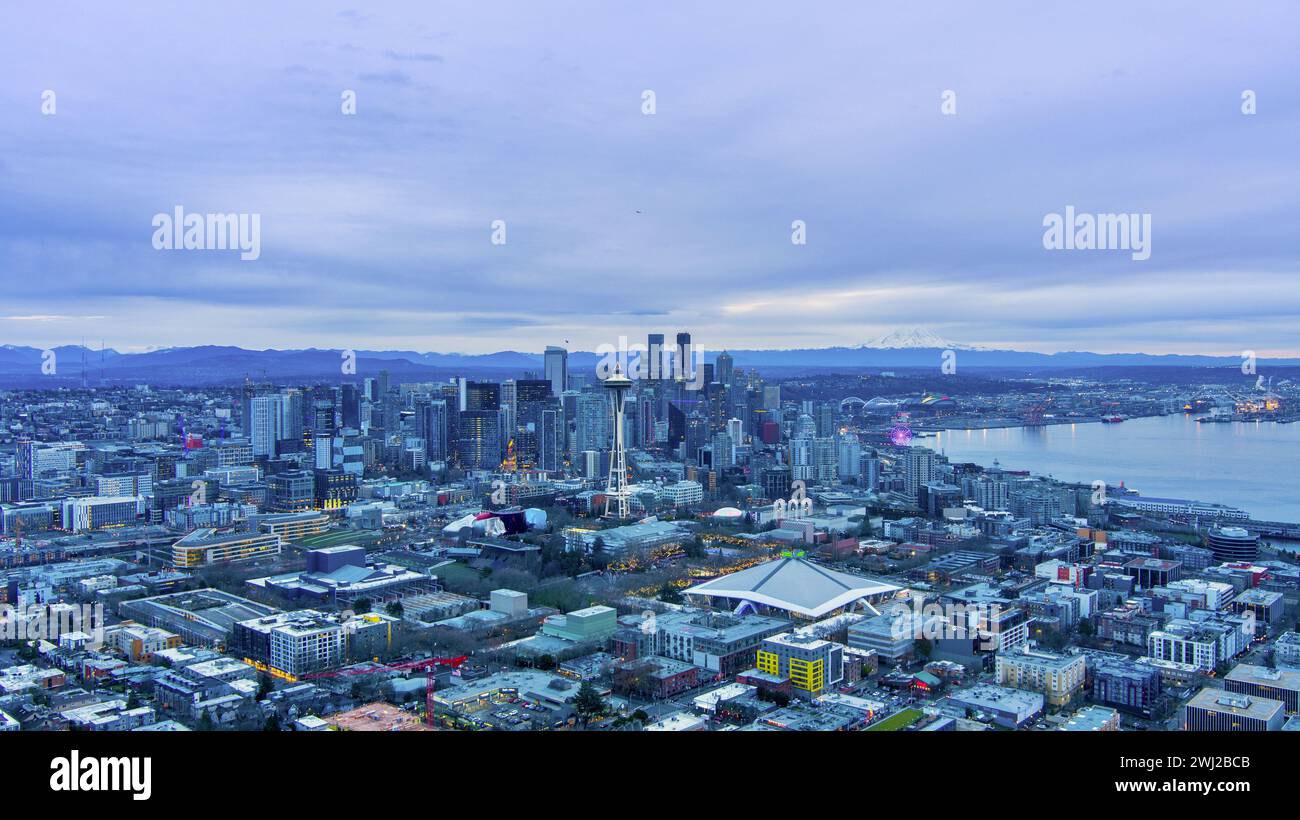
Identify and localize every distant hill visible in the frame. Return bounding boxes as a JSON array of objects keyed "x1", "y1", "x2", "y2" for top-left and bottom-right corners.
[{"x1": 0, "y1": 342, "x2": 1294, "y2": 387}]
